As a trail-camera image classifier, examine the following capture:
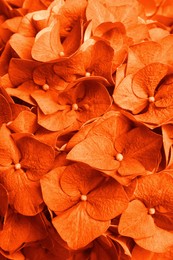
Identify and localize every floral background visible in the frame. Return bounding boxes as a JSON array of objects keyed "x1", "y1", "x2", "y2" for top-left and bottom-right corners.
[{"x1": 1, "y1": 0, "x2": 173, "y2": 259}]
